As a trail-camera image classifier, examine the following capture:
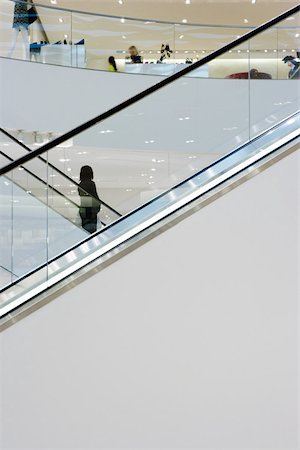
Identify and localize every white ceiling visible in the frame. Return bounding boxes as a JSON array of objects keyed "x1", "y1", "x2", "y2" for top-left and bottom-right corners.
[{"x1": 36, "y1": 0, "x2": 299, "y2": 26}]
